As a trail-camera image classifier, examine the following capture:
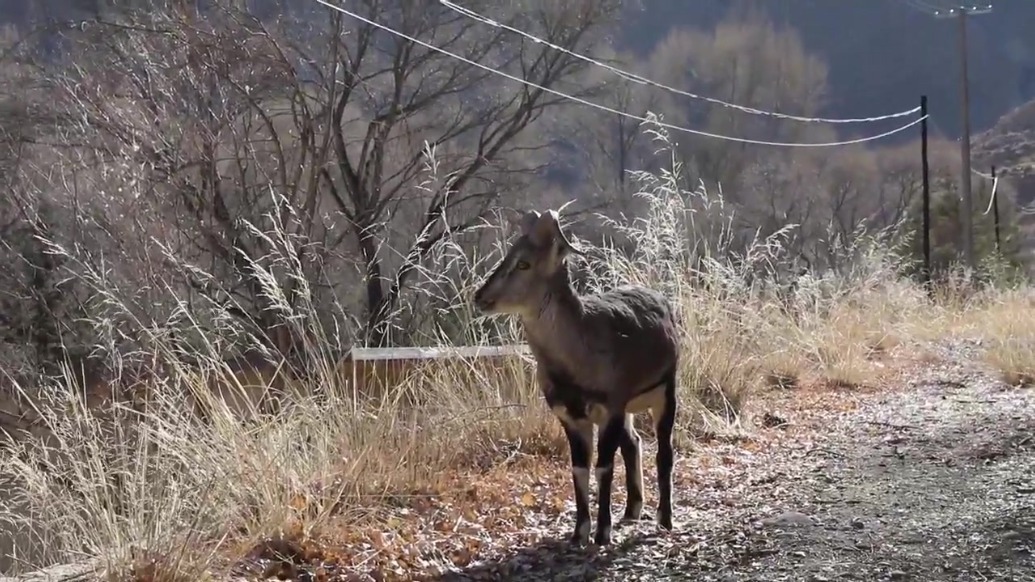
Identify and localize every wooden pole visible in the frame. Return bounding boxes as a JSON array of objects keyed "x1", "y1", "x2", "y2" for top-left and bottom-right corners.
[{"x1": 921, "y1": 95, "x2": 931, "y2": 285}]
